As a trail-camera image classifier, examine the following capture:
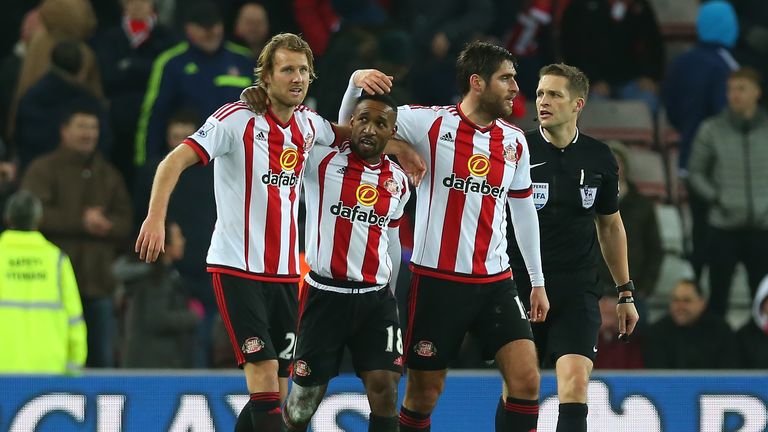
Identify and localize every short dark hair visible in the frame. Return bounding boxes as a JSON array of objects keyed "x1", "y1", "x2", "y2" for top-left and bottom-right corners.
[
  {"x1": 456, "y1": 41, "x2": 516, "y2": 96},
  {"x1": 357, "y1": 92, "x2": 399, "y2": 113},
  {"x1": 51, "y1": 40, "x2": 82, "y2": 75},
  {"x1": 184, "y1": 1, "x2": 222, "y2": 28},
  {"x1": 60, "y1": 103, "x2": 99, "y2": 126},
  {"x1": 677, "y1": 279, "x2": 705, "y2": 297},
  {"x1": 730, "y1": 66, "x2": 762, "y2": 89},
  {"x1": 168, "y1": 109, "x2": 201, "y2": 127},
  {"x1": 4, "y1": 190, "x2": 43, "y2": 231},
  {"x1": 539, "y1": 63, "x2": 590, "y2": 100}
]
